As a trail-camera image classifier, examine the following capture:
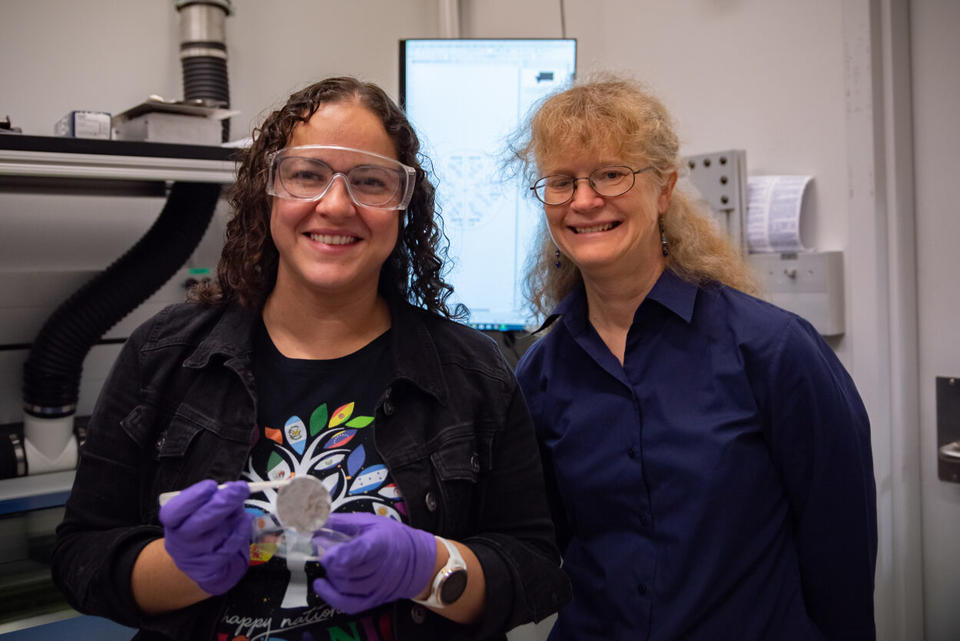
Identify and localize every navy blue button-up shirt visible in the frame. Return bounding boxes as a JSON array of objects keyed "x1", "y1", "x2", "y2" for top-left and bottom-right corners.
[{"x1": 516, "y1": 269, "x2": 877, "y2": 641}]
